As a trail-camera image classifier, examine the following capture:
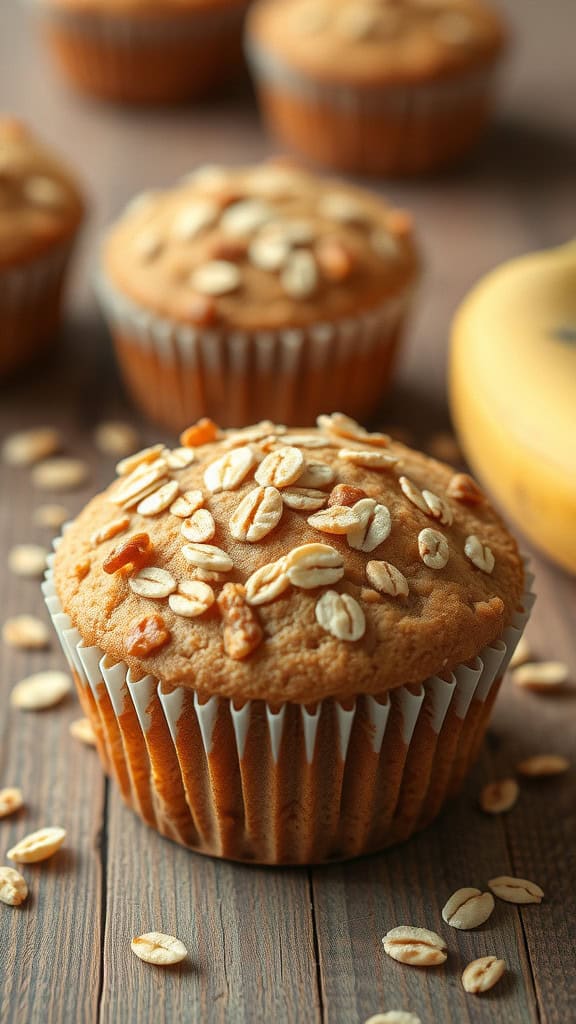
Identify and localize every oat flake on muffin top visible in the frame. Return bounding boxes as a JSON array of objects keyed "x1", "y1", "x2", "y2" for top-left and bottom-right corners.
[
  {"x1": 53, "y1": 413, "x2": 524, "y2": 704},
  {"x1": 103, "y1": 162, "x2": 419, "y2": 331}
]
